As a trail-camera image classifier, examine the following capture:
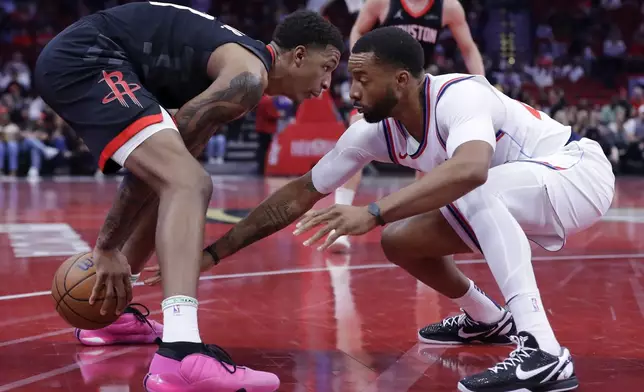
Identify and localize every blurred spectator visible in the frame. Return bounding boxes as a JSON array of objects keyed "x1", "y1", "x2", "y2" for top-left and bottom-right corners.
[
  {"x1": 0, "y1": 0, "x2": 643, "y2": 179},
  {"x1": 0, "y1": 105, "x2": 19, "y2": 177},
  {"x1": 206, "y1": 134, "x2": 227, "y2": 164},
  {"x1": 254, "y1": 95, "x2": 291, "y2": 175},
  {"x1": 601, "y1": 25, "x2": 626, "y2": 87}
]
